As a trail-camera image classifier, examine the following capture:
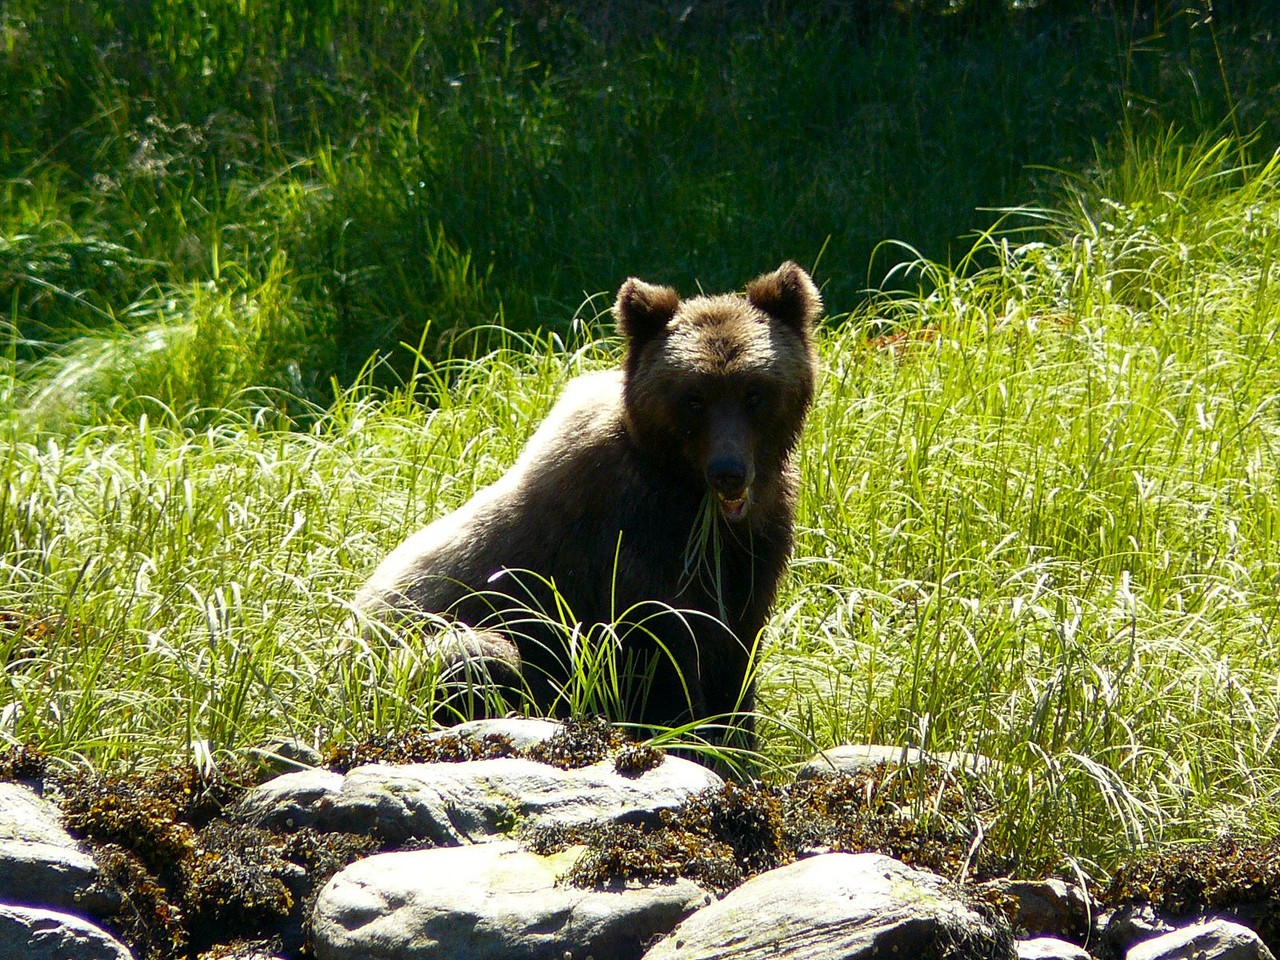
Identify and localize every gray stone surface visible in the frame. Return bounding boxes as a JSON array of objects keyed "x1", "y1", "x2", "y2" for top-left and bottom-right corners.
[
  {"x1": 228, "y1": 768, "x2": 346, "y2": 831},
  {"x1": 247, "y1": 737, "x2": 325, "y2": 778},
  {"x1": 1127, "y1": 921, "x2": 1275, "y2": 960},
  {"x1": 1101, "y1": 904, "x2": 1177, "y2": 956},
  {"x1": 641, "y1": 852, "x2": 1013, "y2": 960},
  {"x1": 0, "y1": 782, "x2": 75, "y2": 847},
  {"x1": 0, "y1": 903, "x2": 134, "y2": 960},
  {"x1": 316, "y1": 754, "x2": 722, "y2": 845},
  {"x1": 310, "y1": 839, "x2": 709, "y2": 960},
  {"x1": 1017, "y1": 937, "x2": 1092, "y2": 960},
  {"x1": 0, "y1": 781, "x2": 114, "y2": 914},
  {"x1": 798, "y1": 743, "x2": 992, "y2": 779},
  {"x1": 0, "y1": 839, "x2": 116, "y2": 915}
]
